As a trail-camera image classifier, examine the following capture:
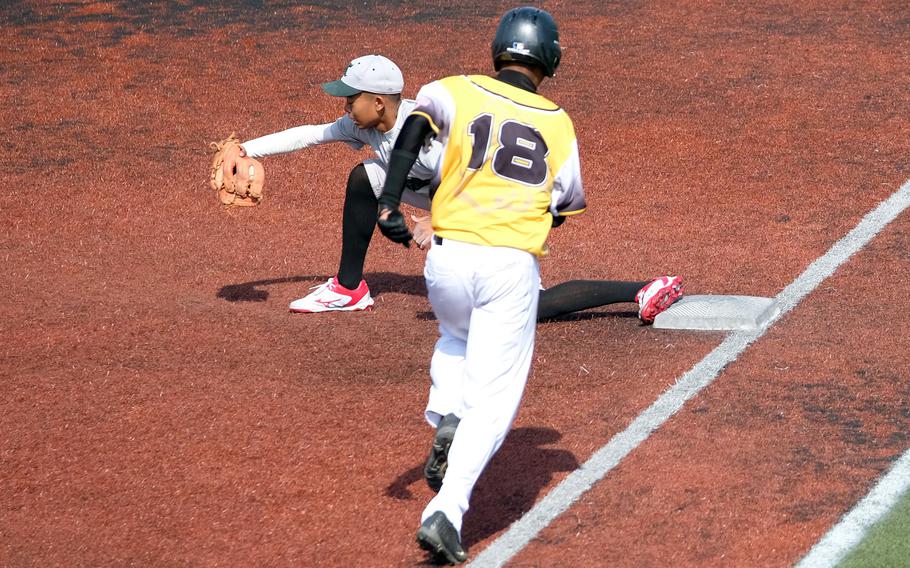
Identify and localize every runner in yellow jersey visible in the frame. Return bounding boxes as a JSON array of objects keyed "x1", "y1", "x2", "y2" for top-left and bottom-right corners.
[
  {"x1": 413, "y1": 72, "x2": 583, "y2": 255},
  {"x1": 376, "y1": 7, "x2": 584, "y2": 564}
]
